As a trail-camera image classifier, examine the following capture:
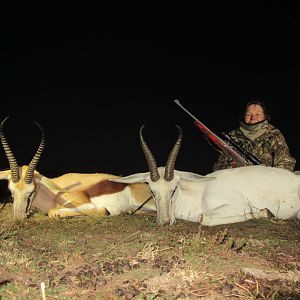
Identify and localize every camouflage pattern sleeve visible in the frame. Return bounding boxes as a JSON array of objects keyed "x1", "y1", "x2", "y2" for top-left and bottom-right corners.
[
  {"x1": 212, "y1": 149, "x2": 247, "y2": 171},
  {"x1": 212, "y1": 125, "x2": 296, "y2": 172},
  {"x1": 271, "y1": 131, "x2": 296, "y2": 172},
  {"x1": 213, "y1": 153, "x2": 235, "y2": 171}
]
